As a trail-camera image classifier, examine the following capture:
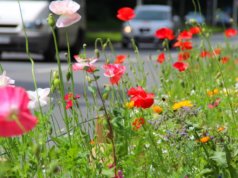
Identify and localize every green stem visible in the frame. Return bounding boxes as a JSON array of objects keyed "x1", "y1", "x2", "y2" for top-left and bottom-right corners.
[{"x1": 50, "y1": 26, "x2": 71, "y2": 145}]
